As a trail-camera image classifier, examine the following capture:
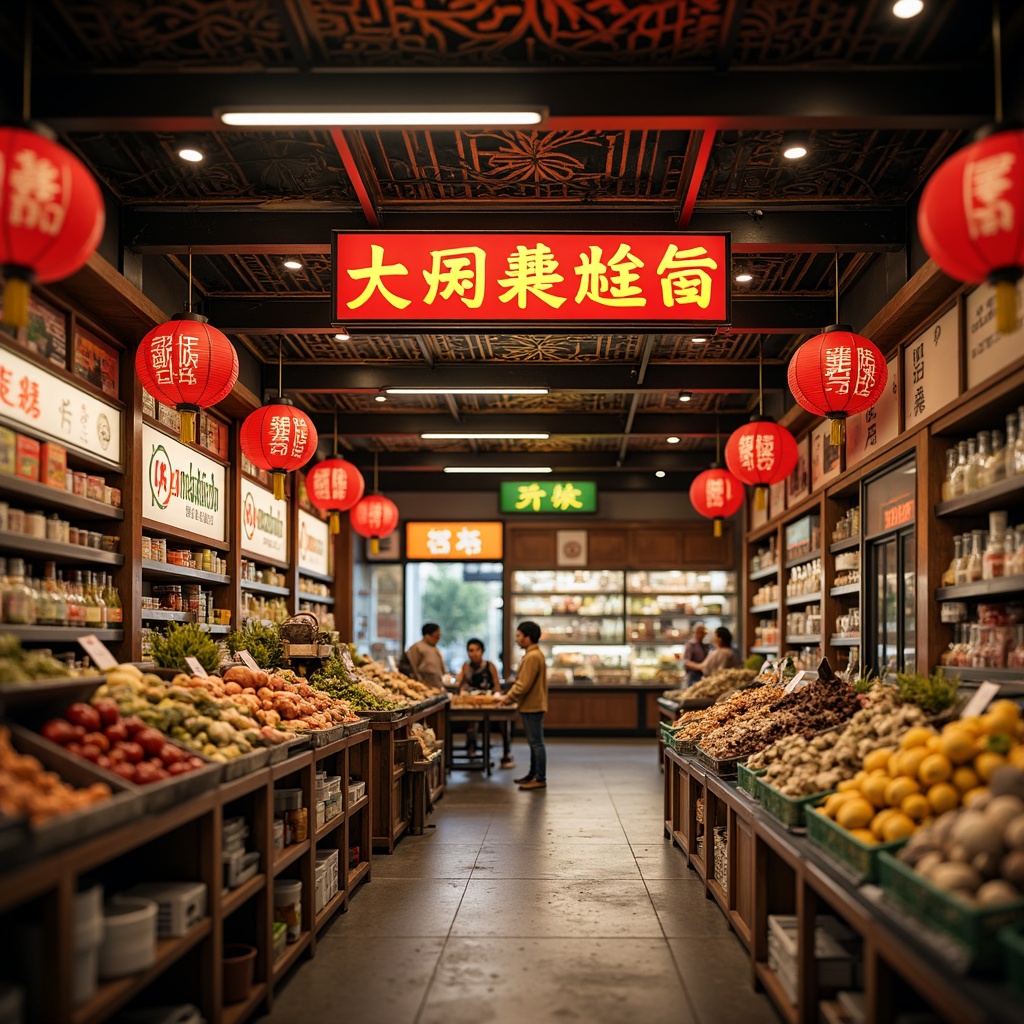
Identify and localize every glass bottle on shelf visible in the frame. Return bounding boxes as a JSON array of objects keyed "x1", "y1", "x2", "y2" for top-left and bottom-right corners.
[
  {"x1": 986, "y1": 429, "x2": 1006, "y2": 487},
  {"x1": 32, "y1": 567, "x2": 56, "y2": 627},
  {"x1": 965, "y1": 530, "x2": 984, "y2": 583},
  {"x1": 953, "y1": 532, "x2": 970, "y2": 585},
  {"x1": 102, "y1": 573, "x2": 122, "y2": 626},
  {"x1": 1013, "y1": 526, "x2": 1024, "y2": 577},
  {"x1": 1009, "y1": 625, "x2": 1024, "y2": 668},
  {"x1": 968, "y1": 432, "x2": 990, "y2": 492},
  {"x1": 1005, "y1": 414, "x2": 1019, "y2": 480},
  {"x1": 940, "y1": 447, "x2": 958, "y2": 502},
  {"x1": 1015, "y1": 406, "x2": 1024, "y2": 475},
  {"x1": 3, "y1": 559, "x2": 36, "y2": 625},
  {"x1": 68, "y1": 572, "x2": 87, "y2": 628},
  {"x1": 942, "y1": 535, "x2": 962, "y2": 587},
  {"x1": 983, "y1": 511, "x2": 1008, "y2": 579},
  {"x1": 43, "y1": 563, "x2": 67, "y2": 628},
  {"x1": 84, "y1": 572, "x2": 106, "y2": 628},
  {"x1": 949, "y1": 440, "x2": 971, "y2": 497}
]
